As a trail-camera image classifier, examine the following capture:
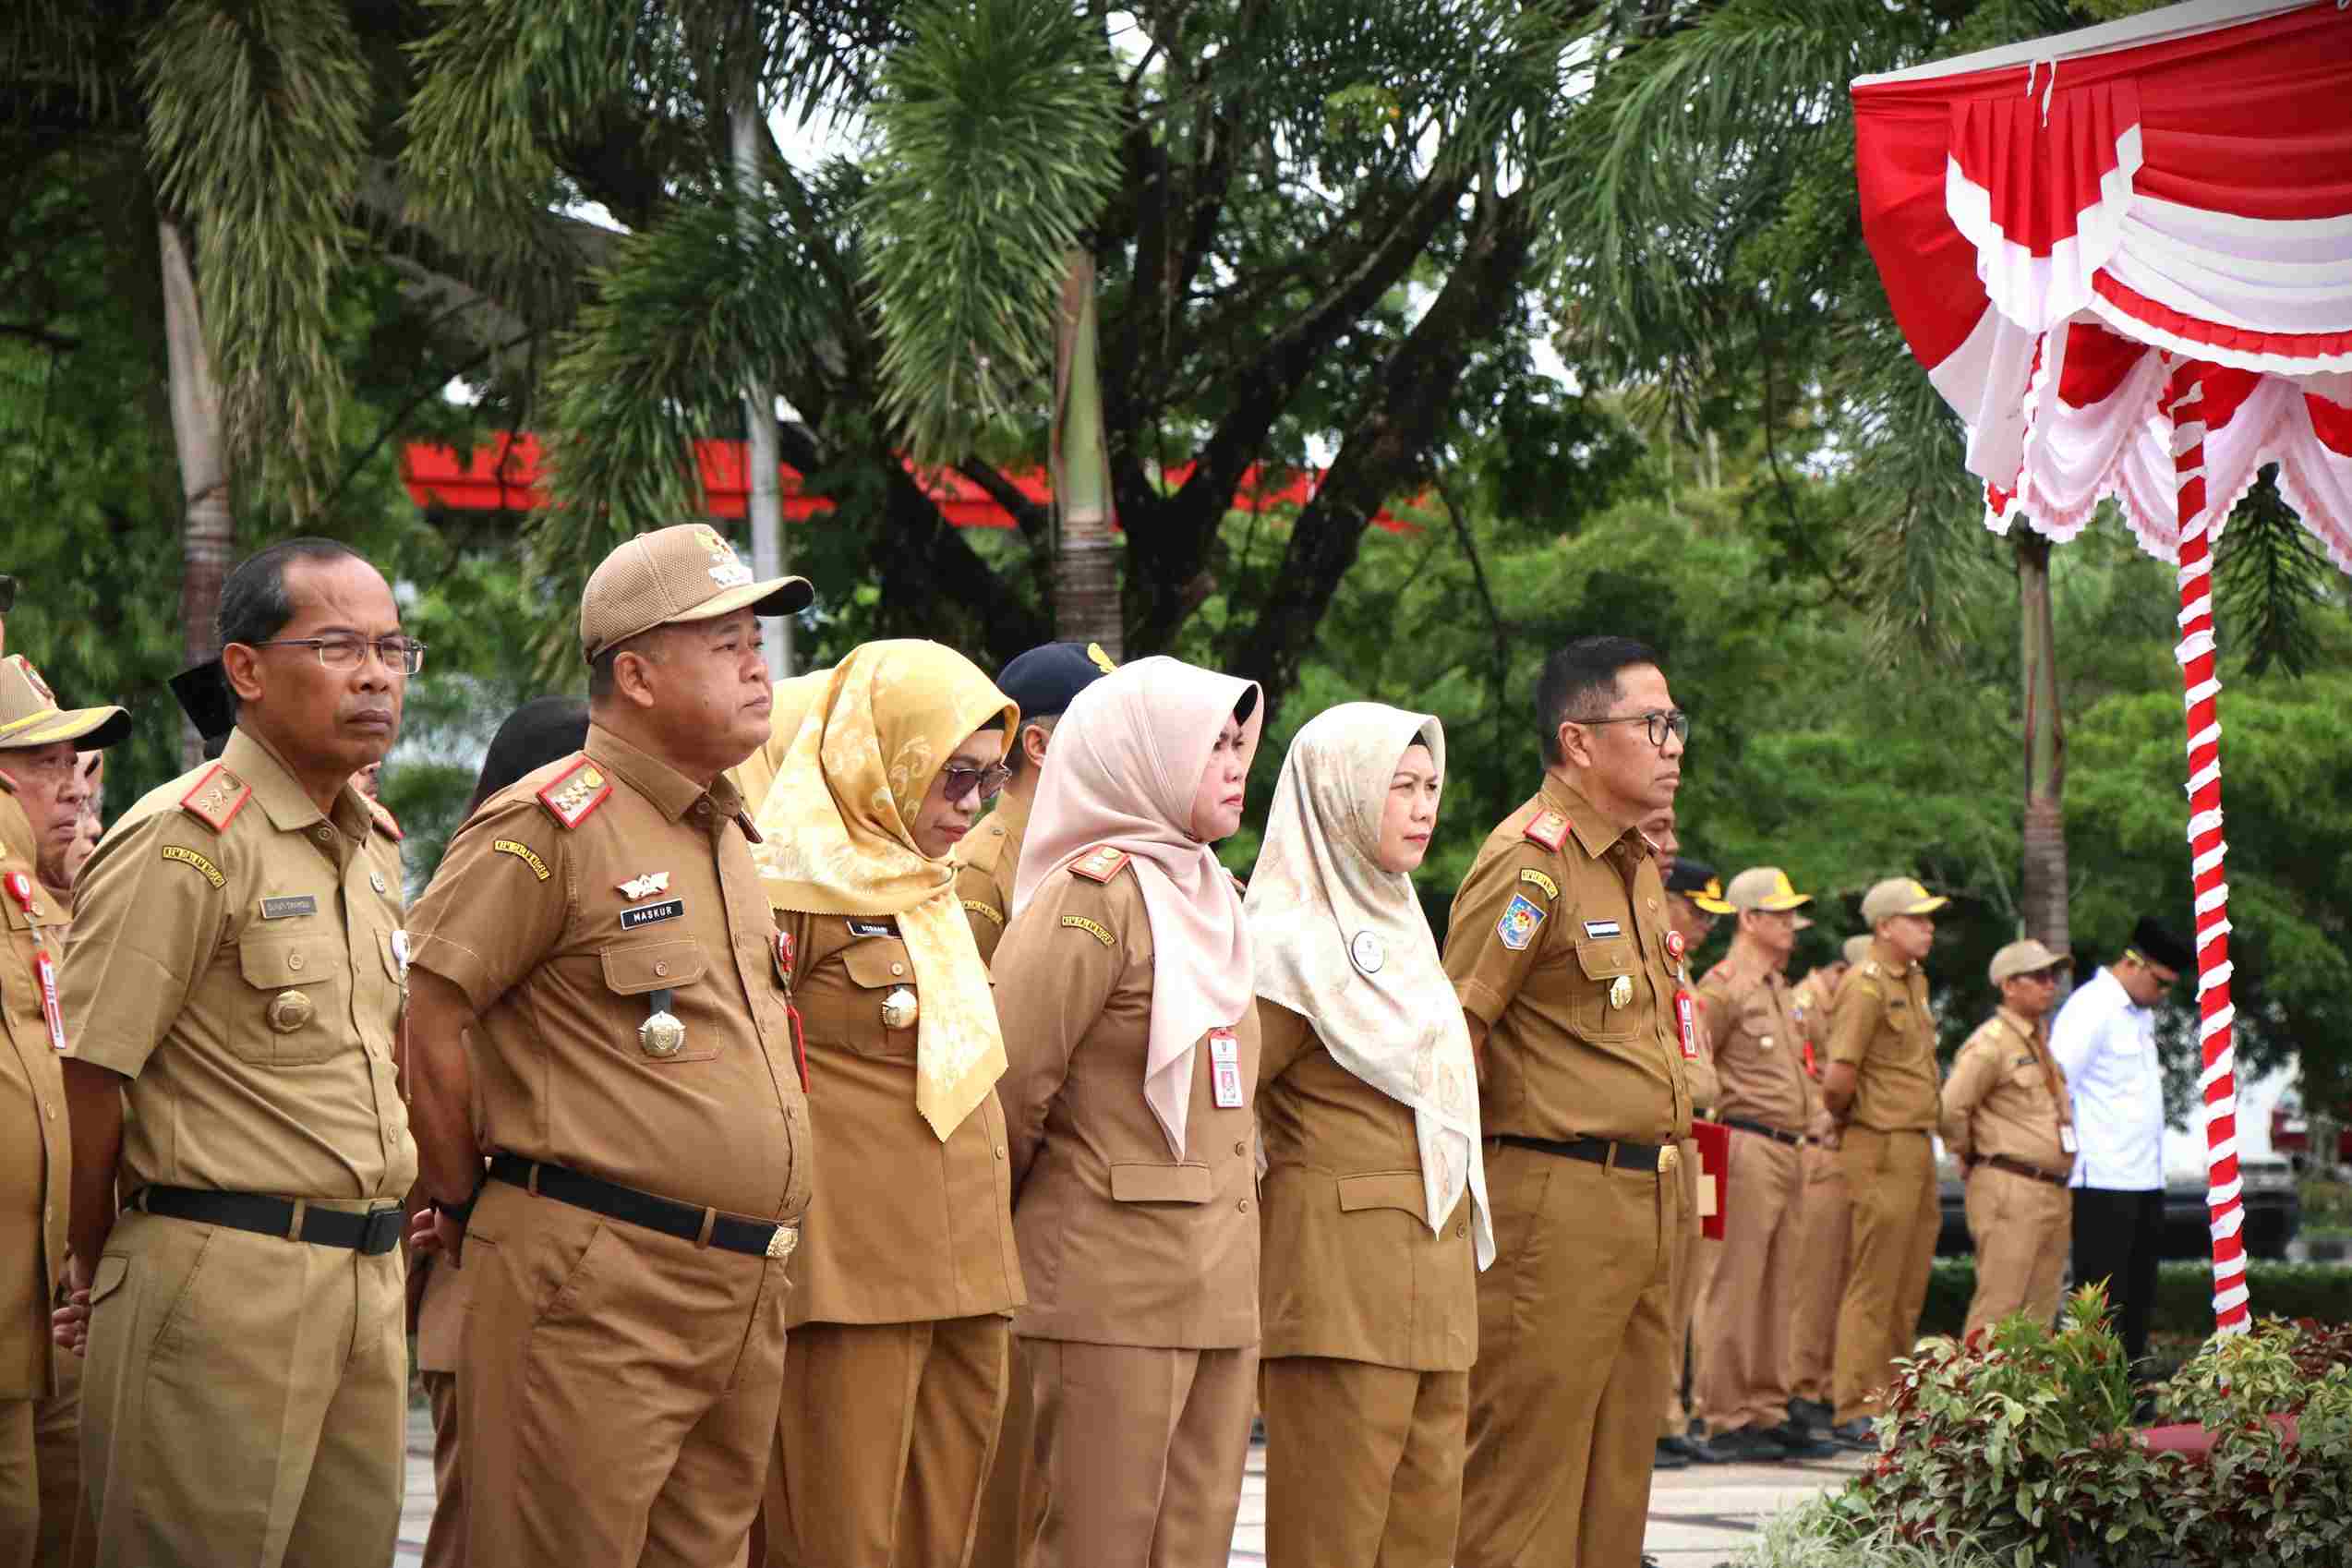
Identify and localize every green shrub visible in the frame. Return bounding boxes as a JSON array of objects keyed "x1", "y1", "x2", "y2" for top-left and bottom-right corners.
[{"x1": 1922, "y1": 1259, "x2": 2352, "y2": 1340}]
